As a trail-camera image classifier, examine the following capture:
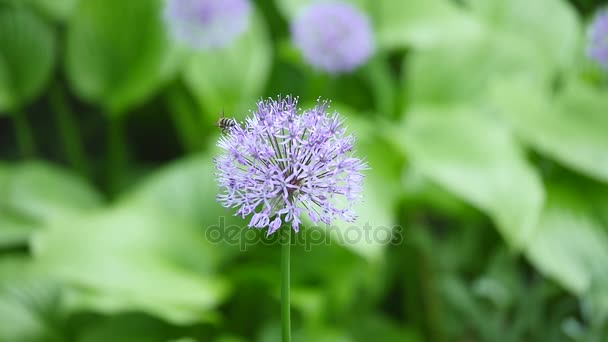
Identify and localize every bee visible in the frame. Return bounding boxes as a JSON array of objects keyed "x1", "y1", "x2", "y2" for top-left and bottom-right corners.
[{"x1": 216, "y1": 110, "x2": 238, "y2": 134}]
